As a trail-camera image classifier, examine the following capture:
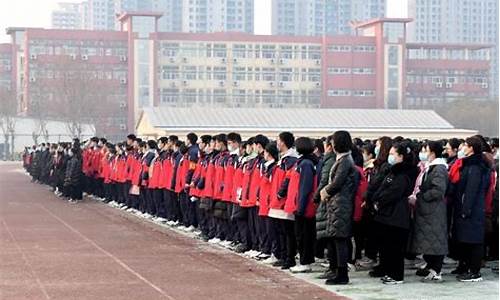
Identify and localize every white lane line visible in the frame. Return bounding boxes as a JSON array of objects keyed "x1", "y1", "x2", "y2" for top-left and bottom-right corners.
[
  {"x1": 37, "y1": 204, "x2": 176, "y2": 300},
  {"x1": 2, "y1": 220, "x2": 51, "y2": 300}
]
